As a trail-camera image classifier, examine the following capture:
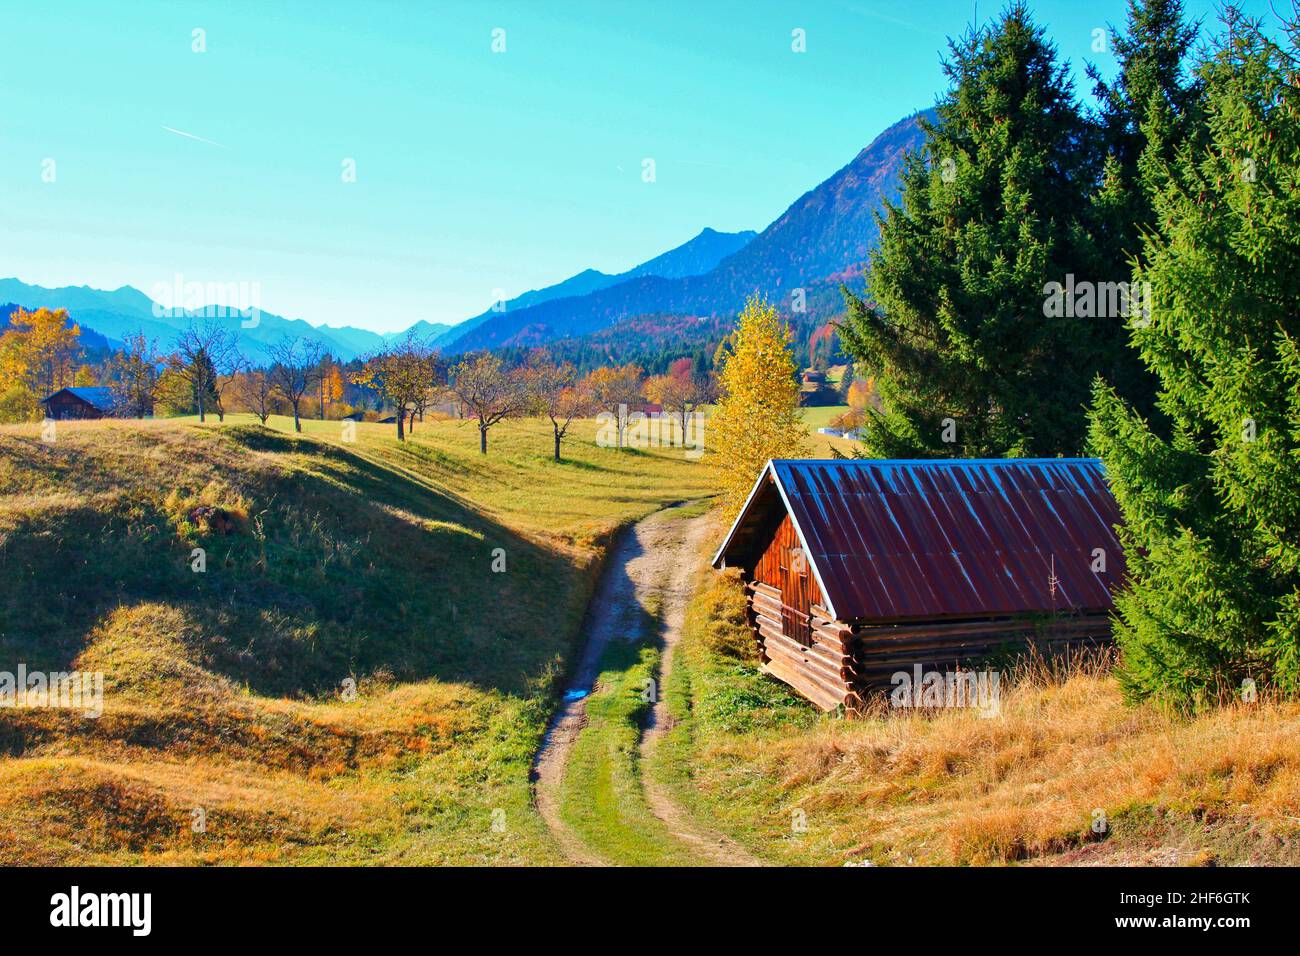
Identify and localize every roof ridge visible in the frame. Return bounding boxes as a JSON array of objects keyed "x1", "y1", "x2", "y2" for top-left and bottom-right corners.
[{"x1": 771, "y1": 457, "x2": 1102, "y2": 465}]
